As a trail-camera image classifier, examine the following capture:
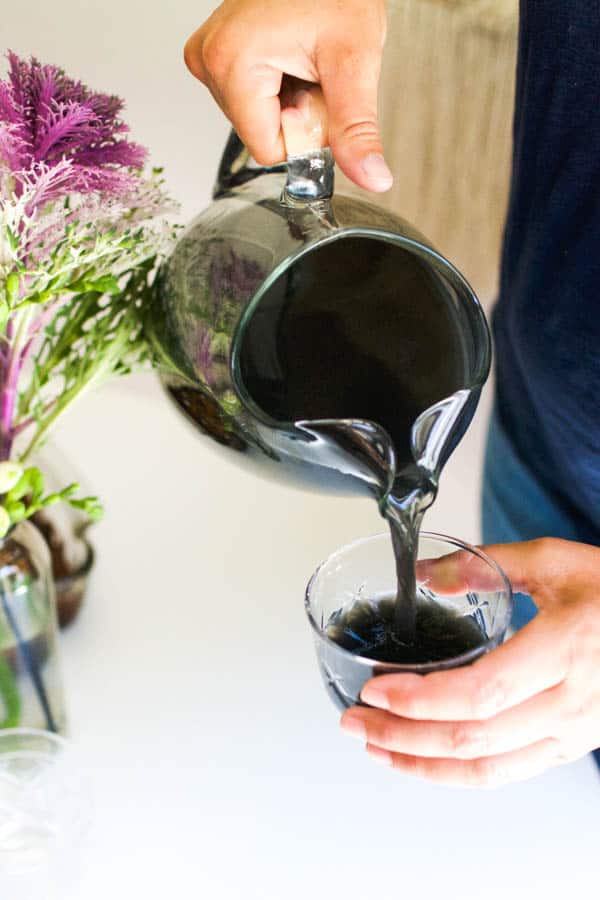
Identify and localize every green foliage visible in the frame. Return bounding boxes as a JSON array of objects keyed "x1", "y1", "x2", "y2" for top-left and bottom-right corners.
[
  {"x1": 17, "y1": 258, "x2": 155, "y2": 462},
  {"x1": 0, "y1": 465, "x2": 103, "y2": 537}
]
